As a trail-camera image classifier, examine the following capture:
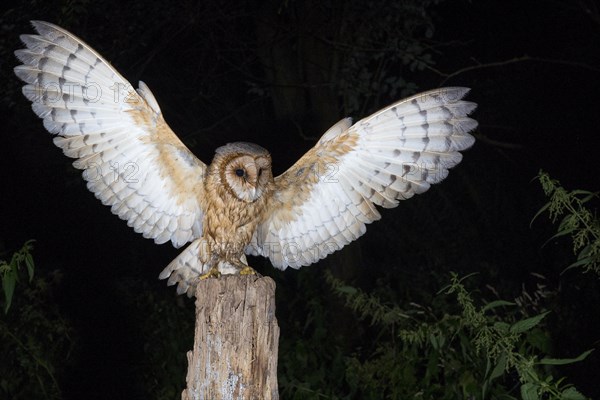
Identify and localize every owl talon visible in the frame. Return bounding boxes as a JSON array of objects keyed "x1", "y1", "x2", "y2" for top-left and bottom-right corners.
[
  {"x1": 199, "y1": 266, "x2": 221, "y2": 280},
  {"x1": 239, "y1": 266, "x2": 256, "y2": 275}
]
